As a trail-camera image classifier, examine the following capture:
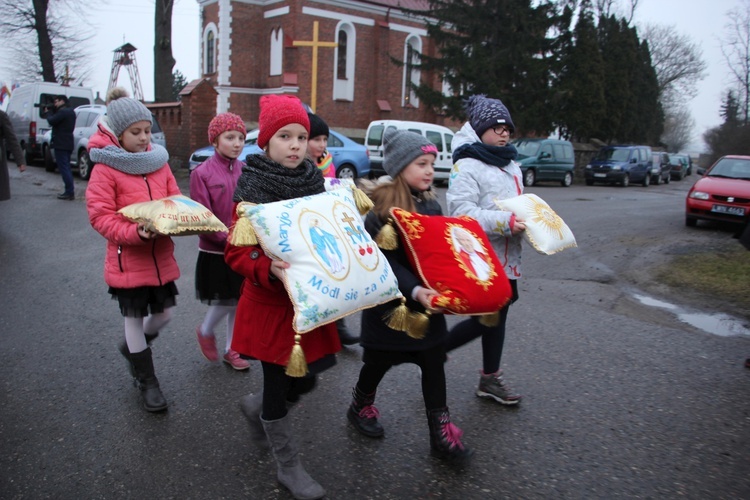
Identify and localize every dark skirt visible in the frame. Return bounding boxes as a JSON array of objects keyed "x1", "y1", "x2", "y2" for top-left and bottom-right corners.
[
  {"x1": 109, "y1": 282, "x2": 179, "y2": 318},
  {"x1": 195, "y1": 251, "x2": 243, "y2": 305}
]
